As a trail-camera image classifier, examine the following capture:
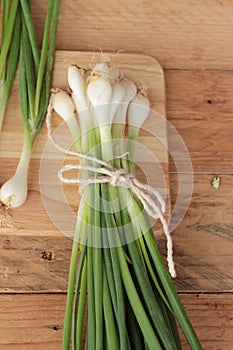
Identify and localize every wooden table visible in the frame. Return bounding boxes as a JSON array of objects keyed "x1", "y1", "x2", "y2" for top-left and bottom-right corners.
[{"x1": 1, "y1": 1, "x2": 233, "y2": 349}]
